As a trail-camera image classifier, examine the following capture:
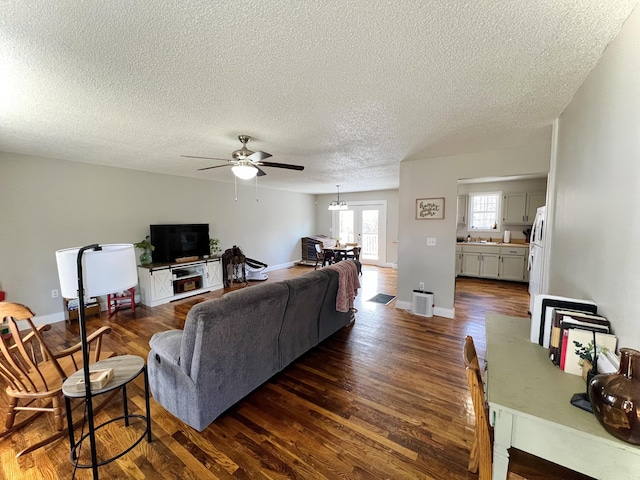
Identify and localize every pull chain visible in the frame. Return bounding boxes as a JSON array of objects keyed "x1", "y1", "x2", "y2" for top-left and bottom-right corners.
[
  {"x1": 234, "y1": 175, "x2": 238, "y2": 202},
  {"x1": 255, "y1": 175, "x2": 259, "y2": 202}
]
